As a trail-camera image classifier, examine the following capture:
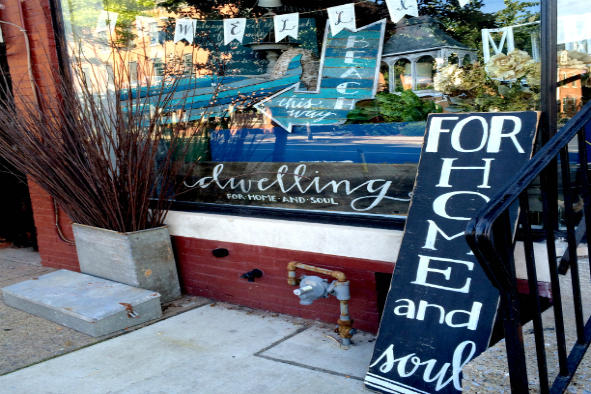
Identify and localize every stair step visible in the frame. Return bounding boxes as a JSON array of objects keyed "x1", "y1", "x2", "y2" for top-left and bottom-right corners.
[{"x1": 2, "y1": 269, "x2": 162, "y2": 337}]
